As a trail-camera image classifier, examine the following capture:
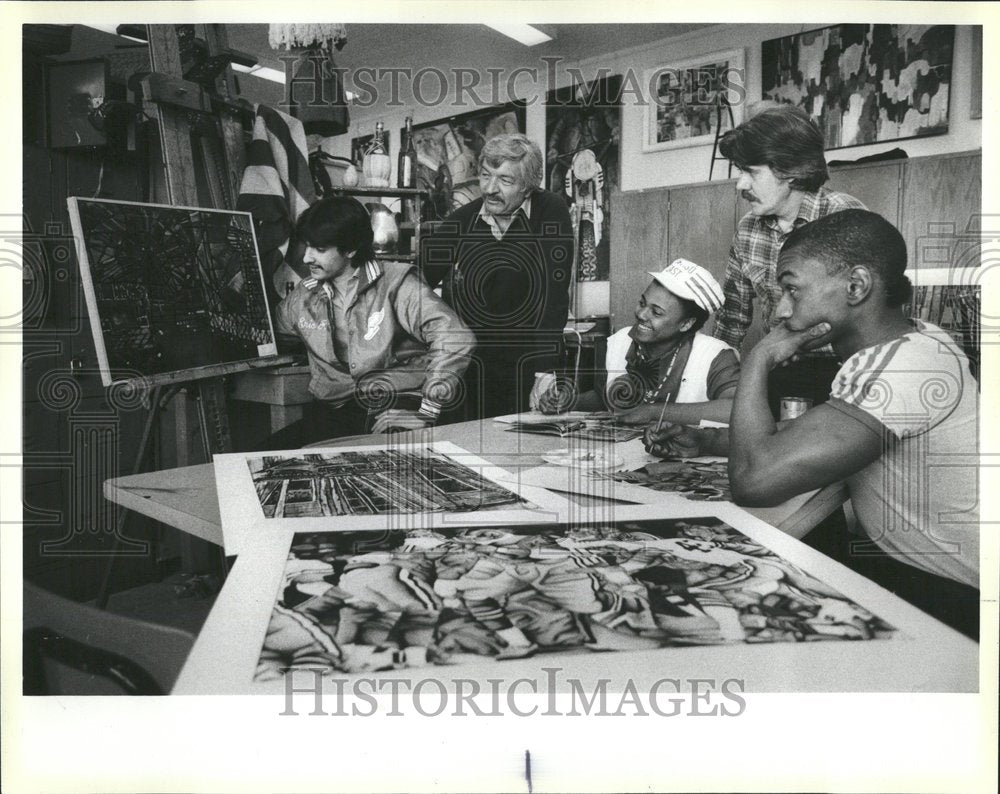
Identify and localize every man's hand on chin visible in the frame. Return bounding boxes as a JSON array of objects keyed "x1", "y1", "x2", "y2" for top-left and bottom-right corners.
[{"x1": 751, "y1": 322, "x2": 831, "y2": 370}]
